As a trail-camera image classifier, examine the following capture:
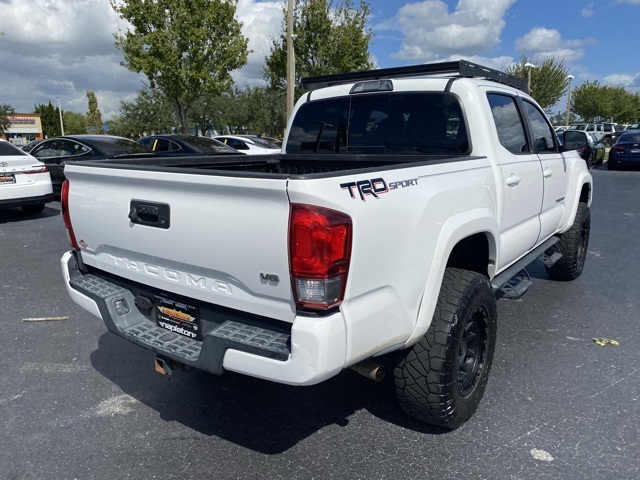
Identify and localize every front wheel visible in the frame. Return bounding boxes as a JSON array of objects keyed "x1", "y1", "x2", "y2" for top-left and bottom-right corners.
[
  {"x1": 545, "y1": 202, "x2": 590, "y2": 280},
  {"x1": 394, "y1": 268, "x2": 497, "y2": 429}
]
